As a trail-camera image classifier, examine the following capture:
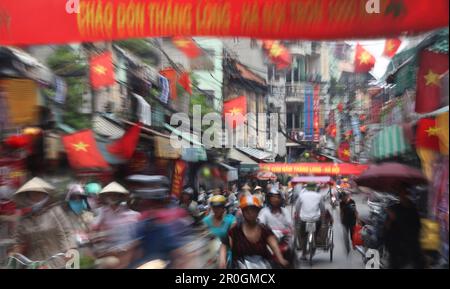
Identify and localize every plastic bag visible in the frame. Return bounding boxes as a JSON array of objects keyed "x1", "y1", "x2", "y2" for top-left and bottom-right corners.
[{"x1": 352, "y1": 224, "x2": 364, "y2": 247}]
